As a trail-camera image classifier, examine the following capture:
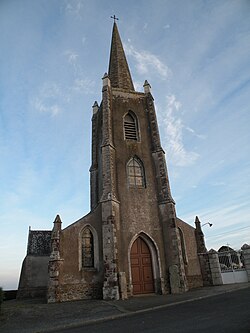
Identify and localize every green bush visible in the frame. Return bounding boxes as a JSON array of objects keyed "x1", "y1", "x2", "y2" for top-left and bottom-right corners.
[{"x1": 0, "y1": 287, "x2": 4, "y2": 312}]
